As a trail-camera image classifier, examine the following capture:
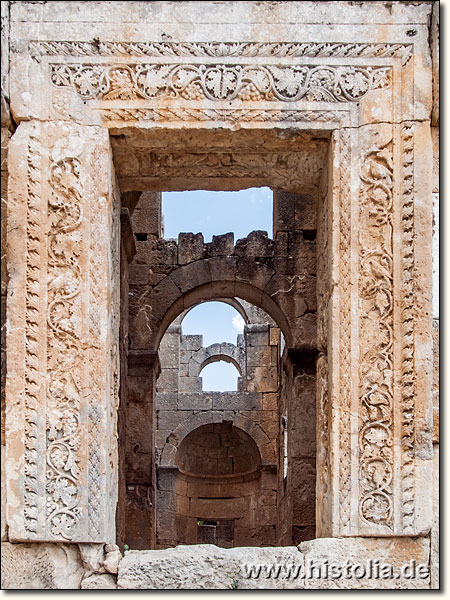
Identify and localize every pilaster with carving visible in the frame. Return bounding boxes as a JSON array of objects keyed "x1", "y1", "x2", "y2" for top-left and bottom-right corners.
[
  {"x1": 328, "y1": 122, "x2": 434, "y2": 536},
  {"x1": 6, "y1": 121, "x2": 120, "y2": 542}
]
